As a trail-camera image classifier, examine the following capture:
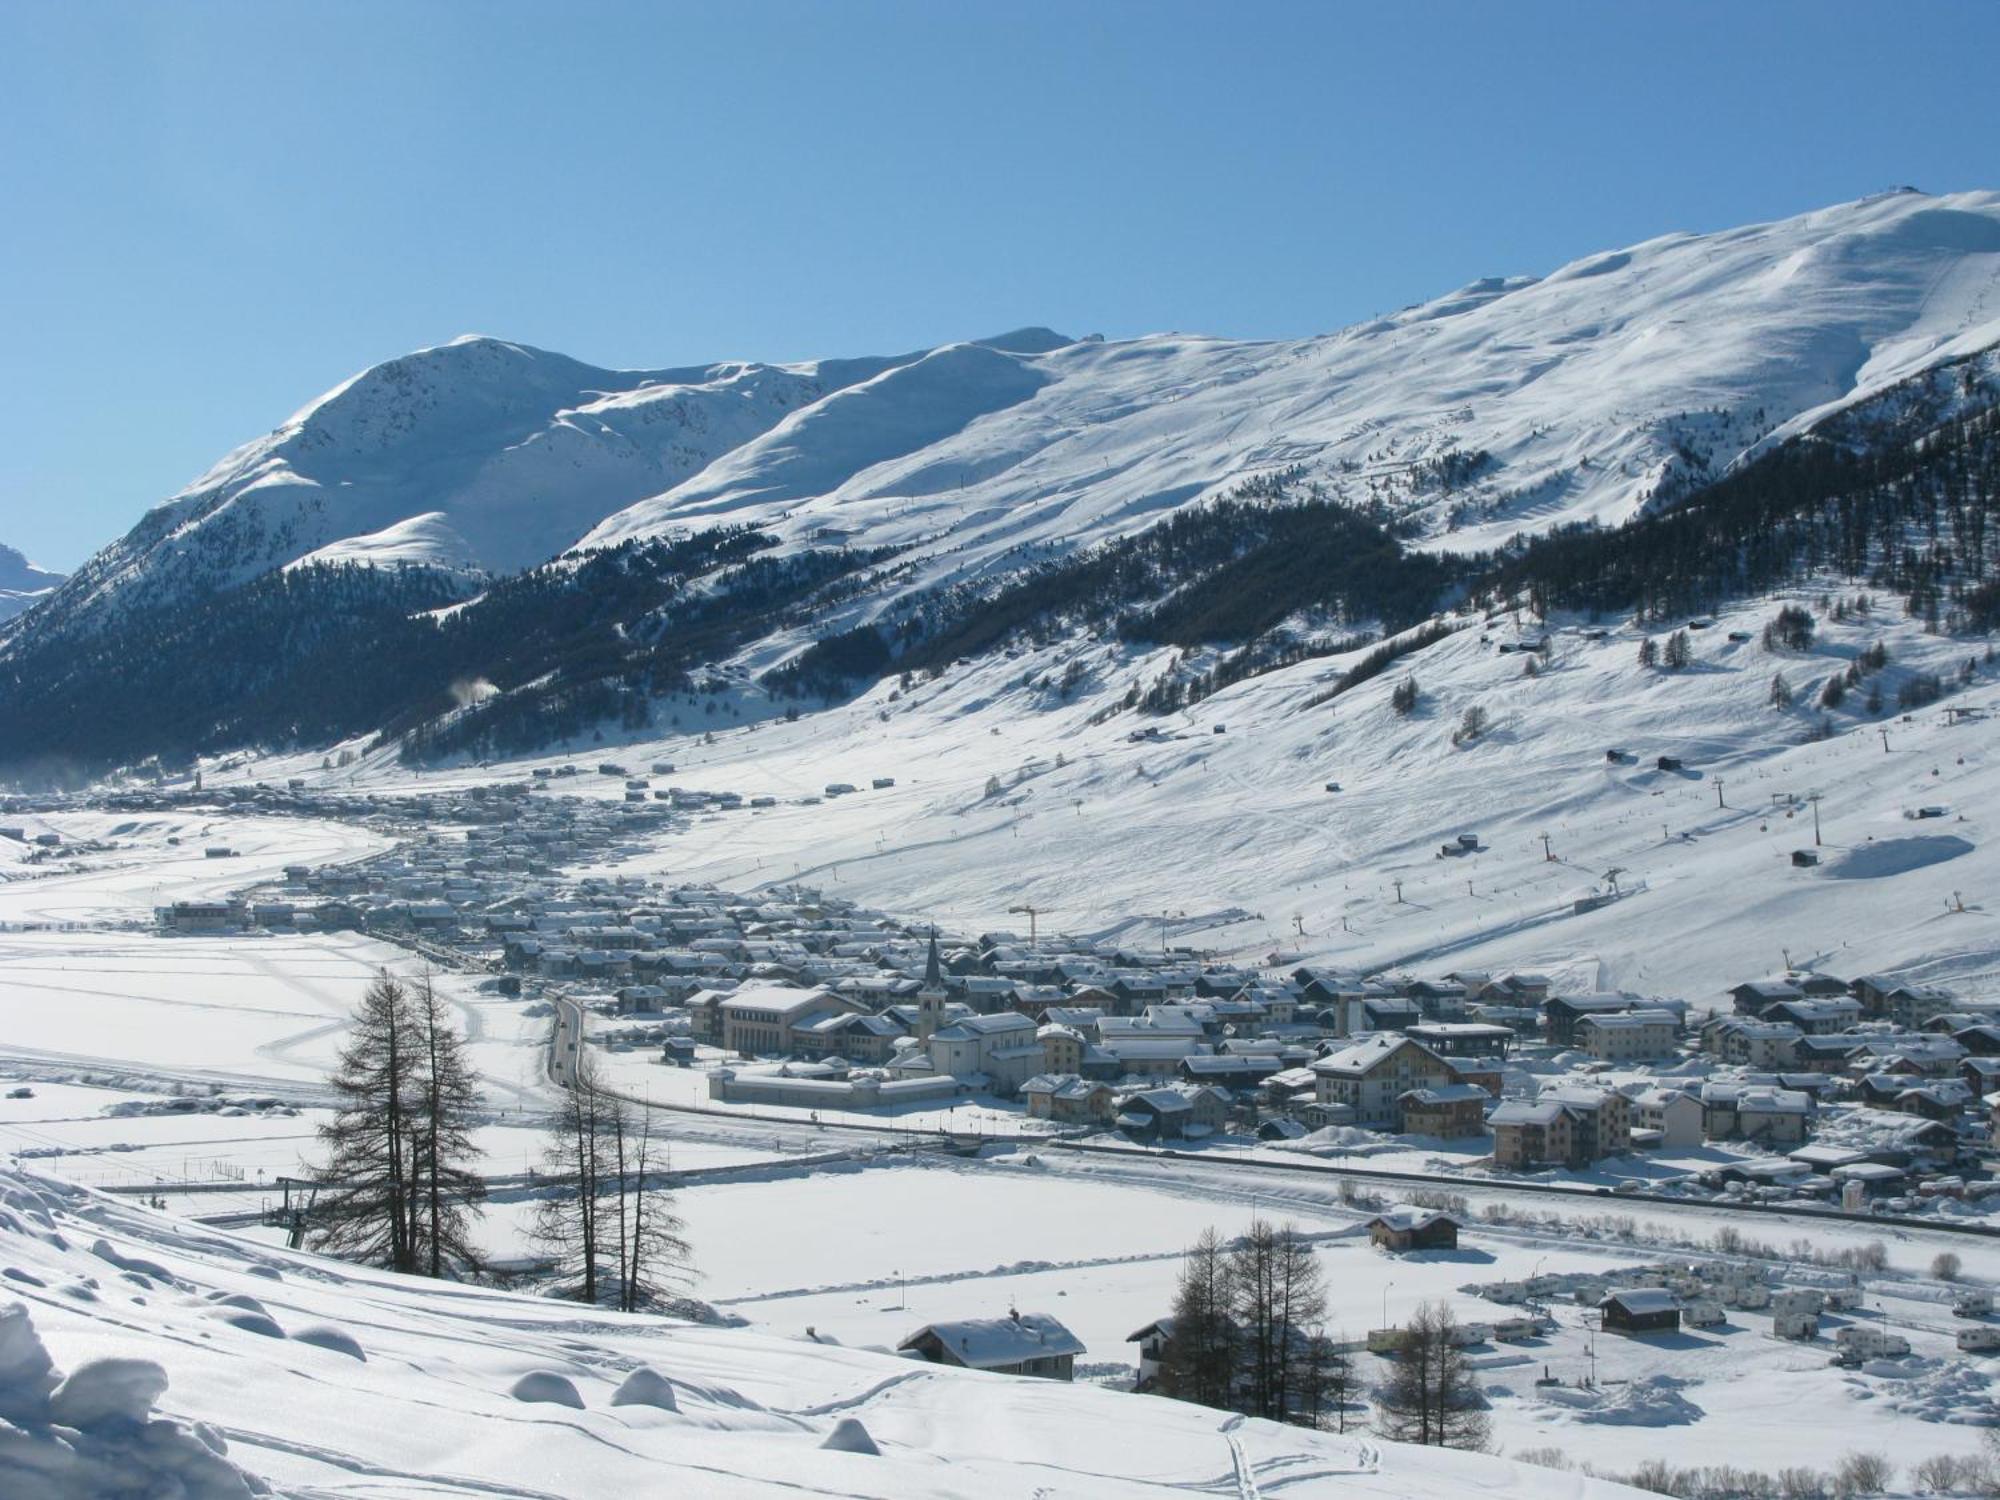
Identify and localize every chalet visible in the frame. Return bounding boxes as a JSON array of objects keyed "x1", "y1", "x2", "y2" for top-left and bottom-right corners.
[
  {"x1": 1019, "y1": 1074, "x2": 1116, "y2": 1125},
  {"x1": 1544, "y1": 992, "x2": 1643, "y2": 1046},
  {"x1": 1292, "y1": 966, "x2": 1372, "y2": 1011},
  {"x1": 1405, "y1": 1021, "x2": 1514, "y2": 1058},
  {"x1": 1699, "y1": 1083, "x2": 1812, "y2": 1145},
  {"x1": 1101, "y1": 1035, "x2": 1213, "y2": 1082},
  {"x1": 1180, "y1": 1054, "x2": 1284, "y2": 1089},
  {"x1": 1727, "y1": 979, "x2": 1804, "y2": 1015},
  {"x1": 1127, "y1": 1319, "x2": 1175, "y2": 1392},
  {"x1": 1764, "y1": 997, "x2": 1863, "y2": 1035},
  {"x1": 1488, "y1": 1100, "x2": 1562, "y2": 1167},
  {"x1": 899, "y1": 1312, "x2": 1083, "y2": 1381},
  {"x1": 1599, "y1": 1288, "x2": 1680, "y2": 1336},
  {"x1": 1038, "y1": 1023, "x2": 1089, "y2": 1076},
  {"x1": 1959, "y1": 1057, "x2": 2000, "y2": 1096},
  {"x1": 1398, "y1": 978, "x2": 1470, "y2": 1014},
  {"x1": 1486, "y1": 972, "x2": 1554, "y2": 1006},
  {"x1": 1115, "y1": 1088, "x2": 1196, "y2": 1141},
  {"x1": 1397, "y1": 1083, "x2": 1489, "y2": 1137},
  {"x1": 1310, "y1": 1036, "x2": 1459, "y2": 1127},
  {"x1": 1356, "y1": 995, "x2": 1423, "y2": 1033},
  {"x1": 1793, "y1": 1034, "x2": 1868, "y2": 1073},
  {"x1": 1702, "y1": 1017, "x2": 1803, "y2": 1069},
  {"x1": 1851, "y1": 1035, "x2": 1966, "y2": 1077},
  {"x1": 1364, "y1": 1208, "x2": 1461, "y2": 1252},
  {"x1": 1491, "y1": 1086, "x2": 1631, "y2": 1168}
]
